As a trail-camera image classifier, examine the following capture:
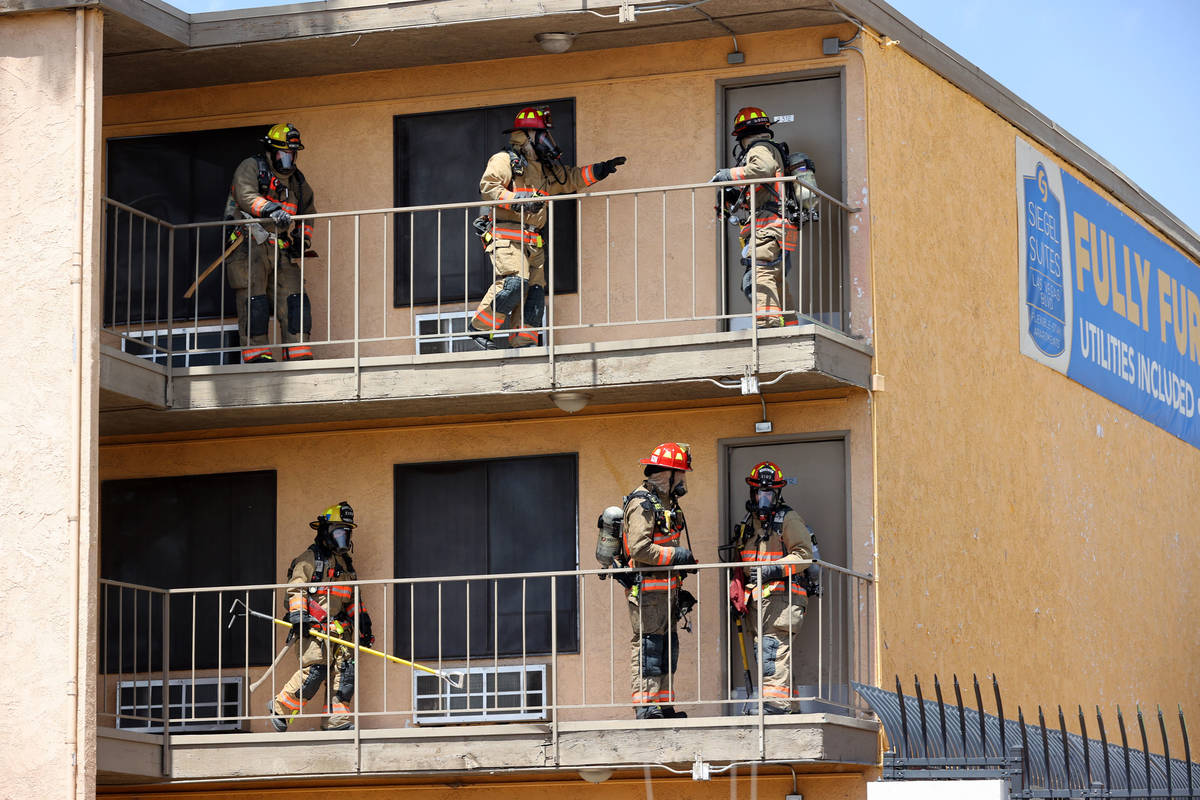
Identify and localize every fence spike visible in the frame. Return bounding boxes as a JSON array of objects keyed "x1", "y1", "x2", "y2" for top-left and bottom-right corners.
[
  {"x1": 895, "y1": 674, "x2": 909, "y2": 759},
  {"x1": 1117, "y1": 705, "x2": 1133, "y2": 794},
  {"x1": 1137, "y1": 705, "x2": 1152, "y2": 796},
  {"x1": 1079, "y1": 705, "x2": 1092, "y2": 791},
  {"x1": 1019, "y1": 706, "x2": 1031, "y2": 789},
  {"x1": 914, "y1": 674, "x2": 930, "y2": 756},
  {"x1": 1179, "y1": 705, "x2": 1192, "y2": 800},
  {"x1": 954, "y1": 674, "x2": 968, "y2": 759},
  {"x1": 1158, "y1": 705, "x2": 1172, "y2": 798},
  {"x1": 1038, "y1": 706, "x2": 1052, "y2": 789},
  {"x1": 975, "y1": 674, "x2": 989, "y2": 757},
  {"x1": 934, "y1": 674, "x2": 948, "y2": 757},
  {"x1": 1058, "y1": 705, "x2": 1072, "y2": 790},
  {"x1": 1096, "y1": 705, "x2": 1112, "y2": 791},
  {"x1": 993, "y1": 674, "x2": 1006, "y2": 760}
]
